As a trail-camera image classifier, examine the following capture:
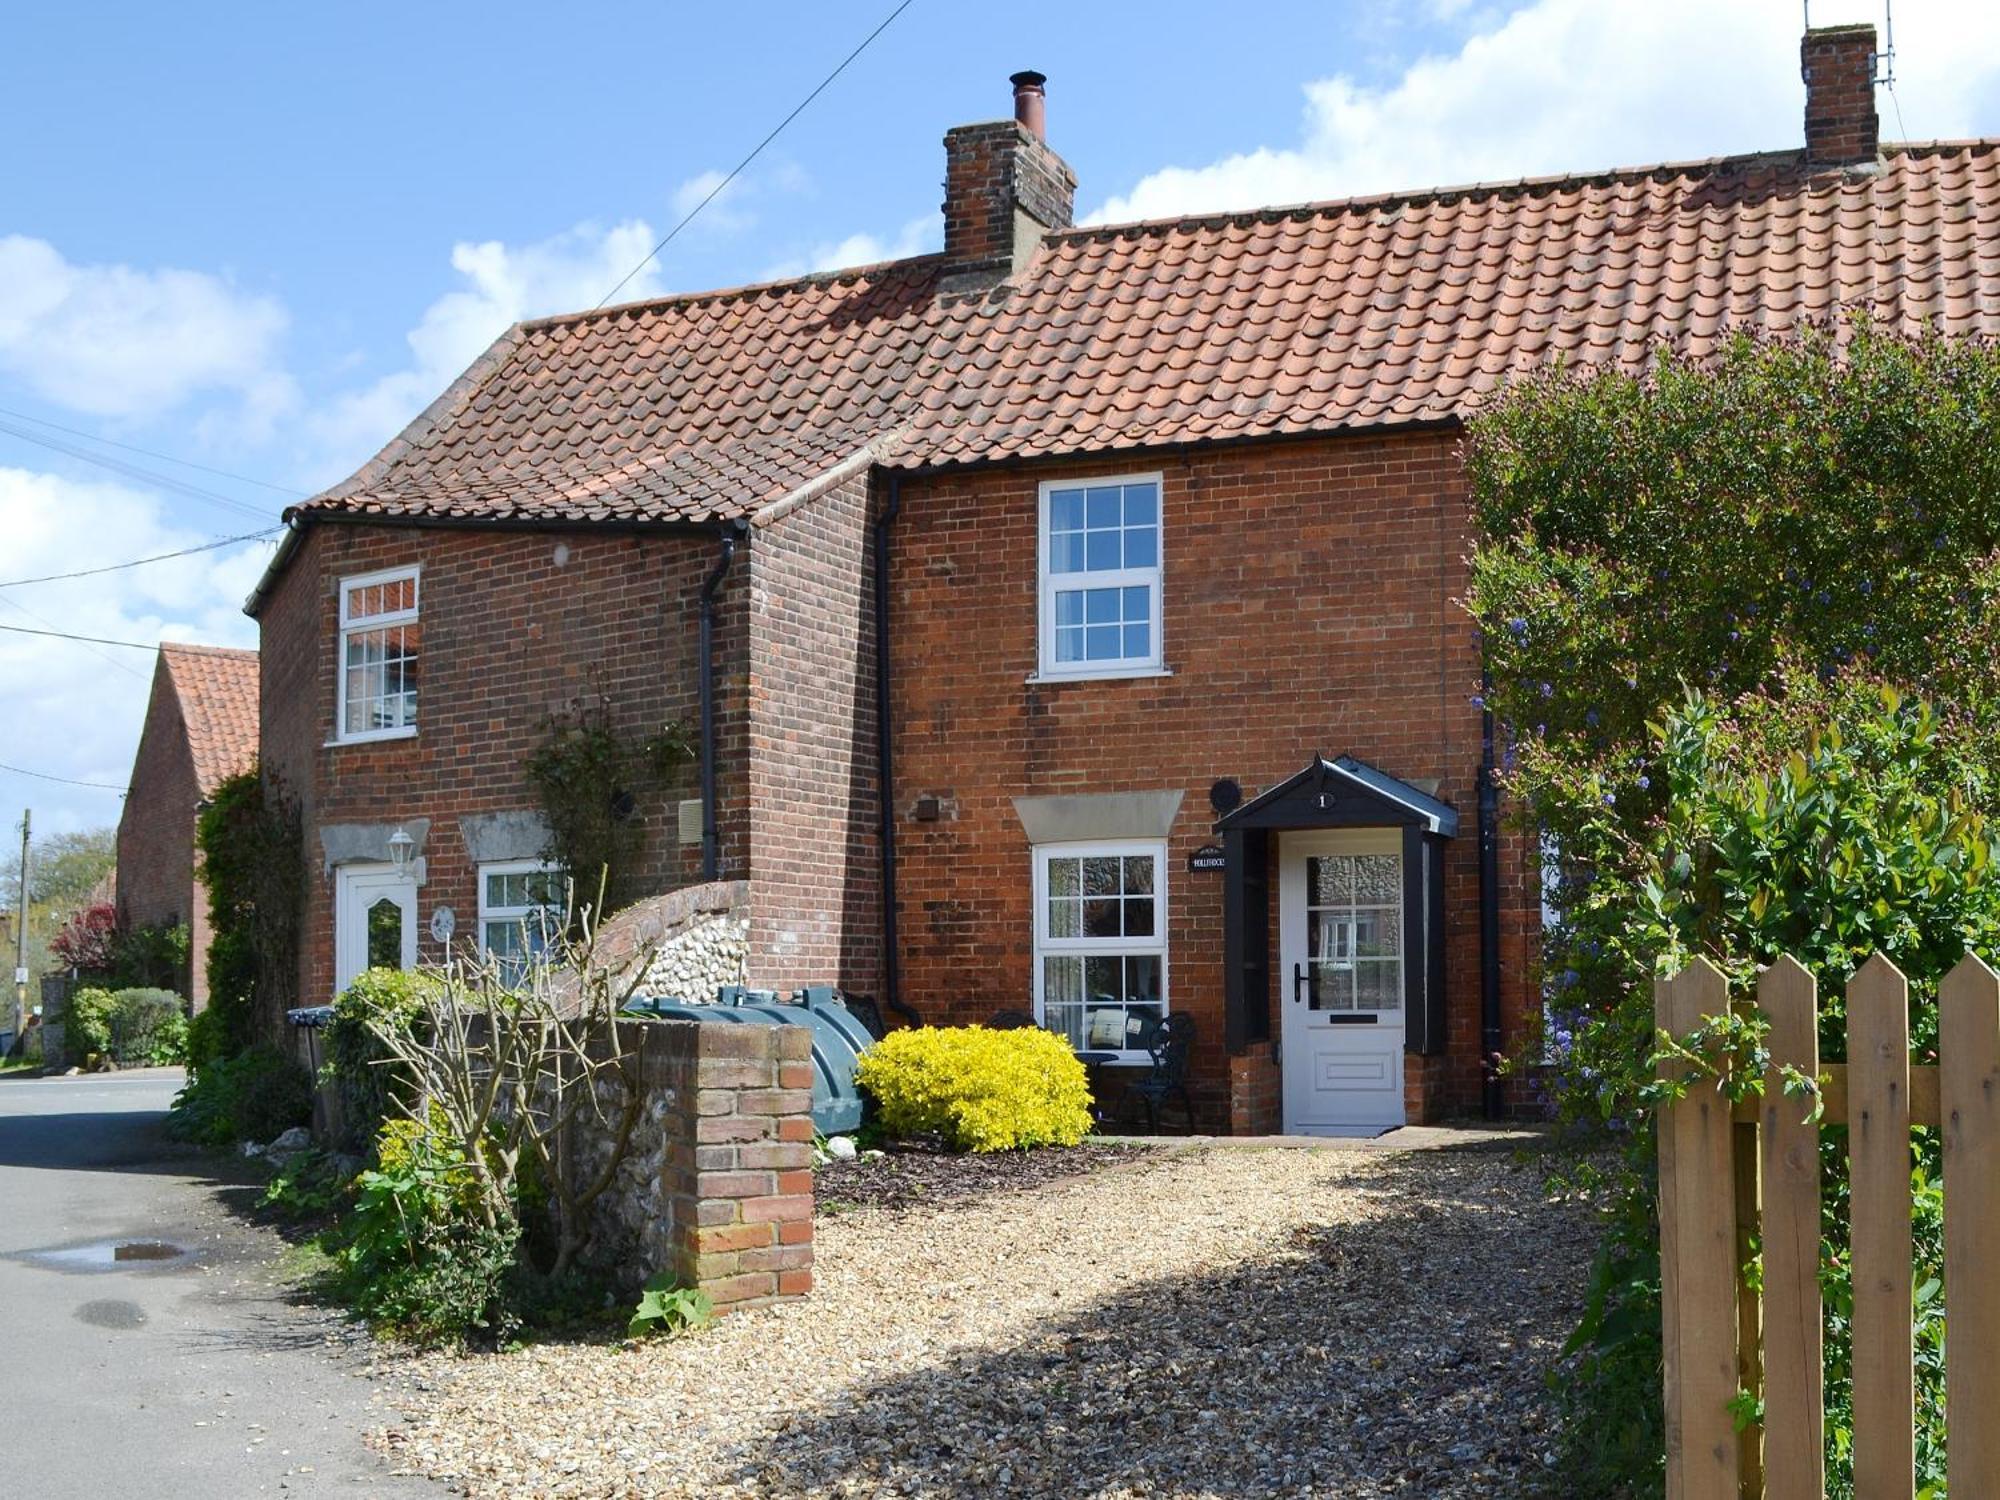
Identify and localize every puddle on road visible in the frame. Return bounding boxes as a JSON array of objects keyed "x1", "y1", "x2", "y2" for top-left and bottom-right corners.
[
  {"x1": 75, "y1": 1298, "x2": 146, "y2": 1329},
  {"x1": 25, "y1": 1239, "x2": 193, "y2": 1273}
]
